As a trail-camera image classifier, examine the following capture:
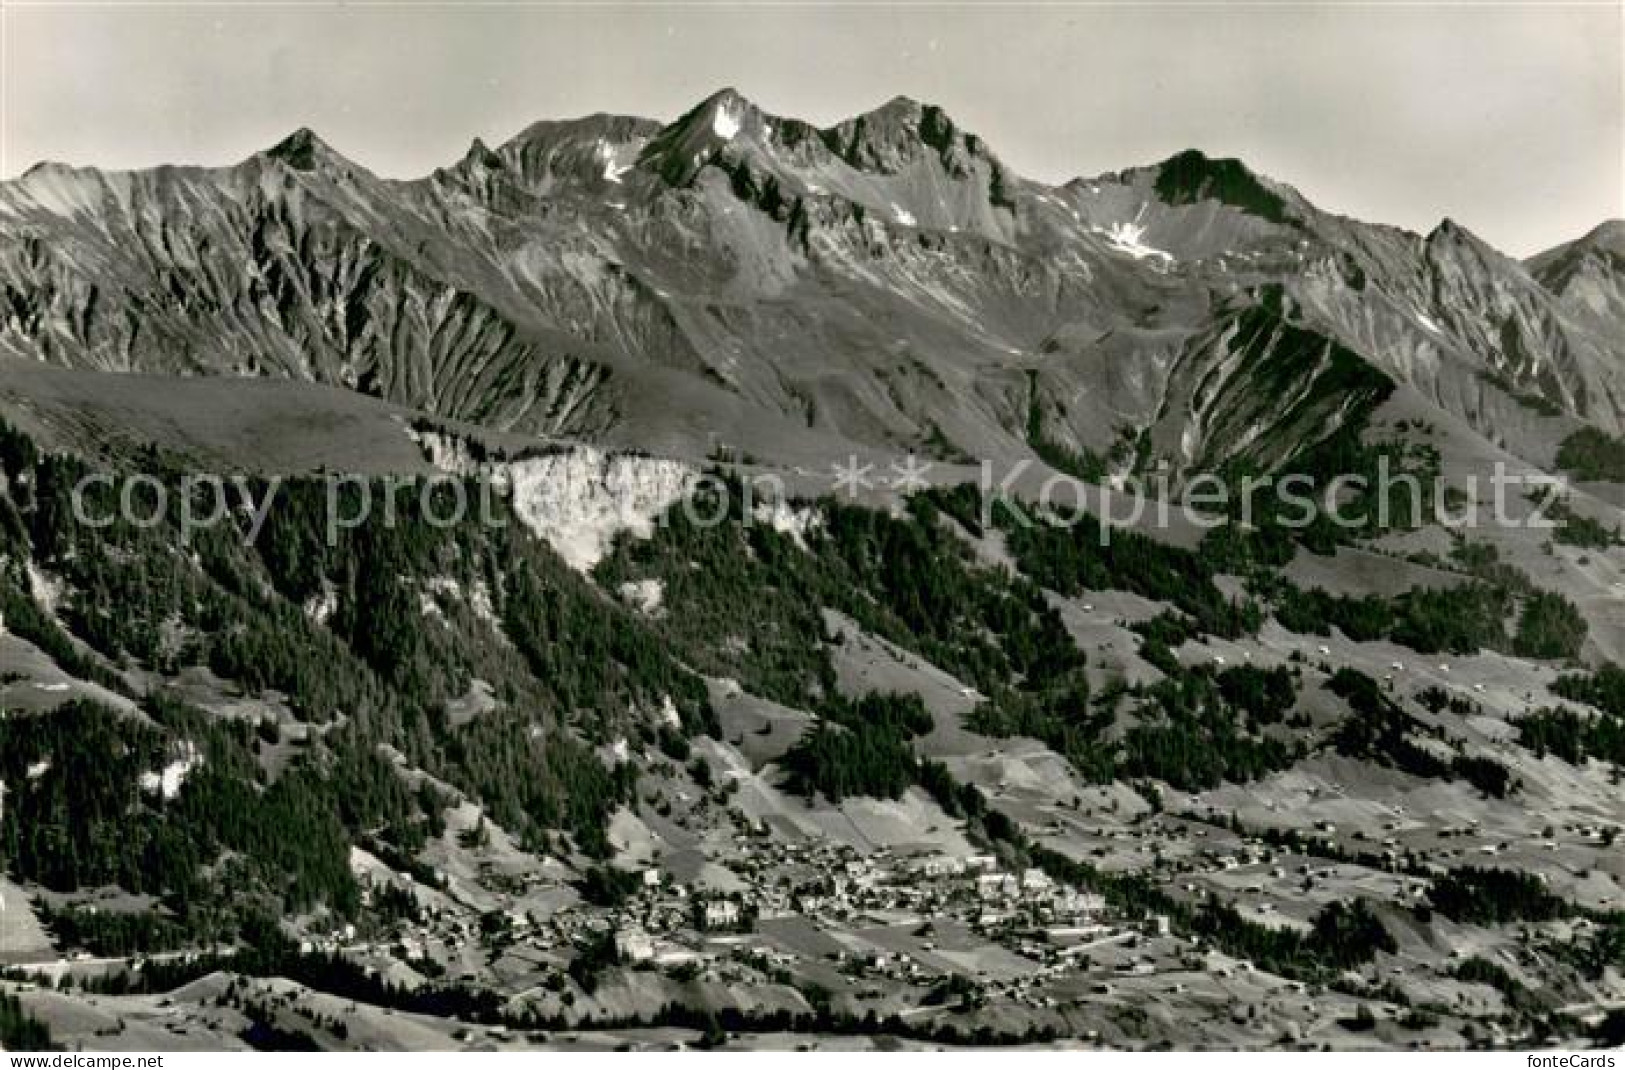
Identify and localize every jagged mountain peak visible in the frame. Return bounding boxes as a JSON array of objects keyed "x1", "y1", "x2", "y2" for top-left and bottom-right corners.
[
  {"x1": 636, "y1": 88, "x2": 1004, "y2": 184},
  {"x1": 663, "y1": 88, "x2": 765, "y2": 142},
  {"x1": 823, "y1": 95, "x2": 996, "y2": 178},
  {"x1": 1423, "y1": 216, "x2": 1519, "y2": 270},
  {"x1": 1145, "y1": 148, "x2": 1295, "y2": 224},
  {"x1": 615, "y1": 88, "x2": 1020, "y2": 235},
  {"x1": 19, "y1": 159, "x2": 78, "y2": 181},
  {"x1": 503, "y1": 111, "x2": 663, "y2": 150},
  {"x1": 836, "y1": 94, "x2": 947, "y2": 134},
  {"x1": 1540, "y1": 219, "x2": 1625, "y2": 263},
  {"x1": 867, "y1": 93, "x2": 929, "y2": 113},
  {"x1": 460, "y1": 136, "x2": 502, "y2": 170},
  {"x1": 695, "y1": 85, "x2": 757, "y2": 118},
  {"x1": 1427, "y1": 215, "x2": 1468, "y2": 240},
  {"x1": 1425, "y1": 215, "x2": 1495, "y2": 247},
  {"x1": 1587, "y1": 218, "x2": 1625, "y2": 249},
  {"x1": 261, "y1": 126, "x2": 345, "y2": 172},
  {"x1": 1527, "y1": 219, "x2": 1625, "y2": 318},
  {"x1": 636, "y1": 88, "x2": 791, "y2": 187},
  {"x1": 441, "y1": 112, "x2": 660, "y2": 195}
]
